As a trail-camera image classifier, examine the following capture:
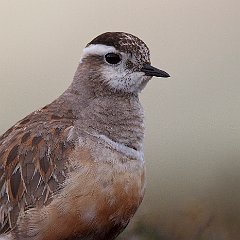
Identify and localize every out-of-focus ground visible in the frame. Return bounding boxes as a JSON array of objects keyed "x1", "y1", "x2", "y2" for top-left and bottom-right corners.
[
  {"x1": 118, "y1": 201, "x2": 240, "y2": 239},
  {"x1": 0, "y1": 1, "x2": 239, "y2": 239}
]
